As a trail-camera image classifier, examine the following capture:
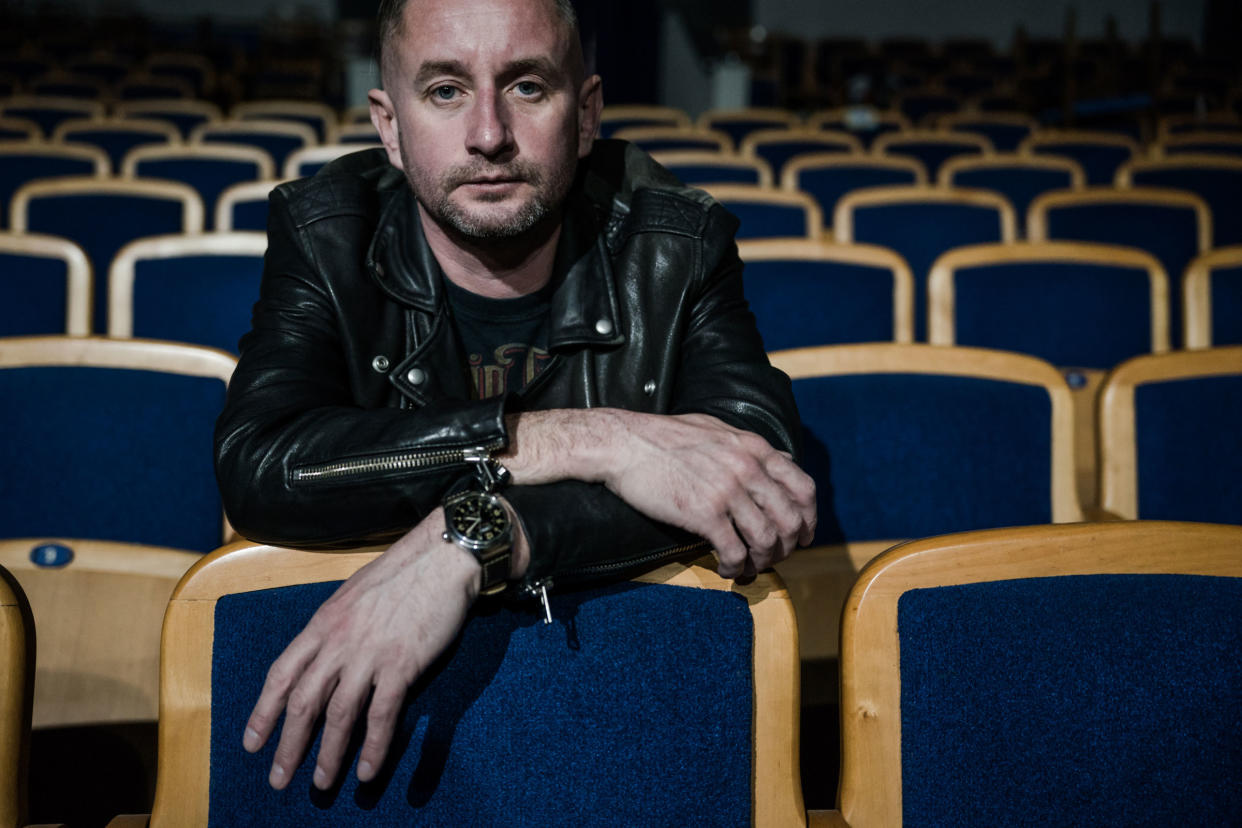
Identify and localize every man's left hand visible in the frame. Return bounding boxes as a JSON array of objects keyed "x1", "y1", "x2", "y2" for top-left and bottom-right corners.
[{"x1": 241, "y1": 509, "x2": 481, "y2": 790}]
